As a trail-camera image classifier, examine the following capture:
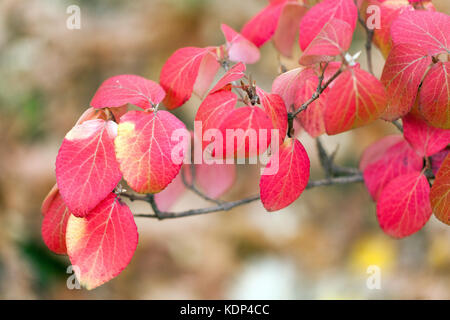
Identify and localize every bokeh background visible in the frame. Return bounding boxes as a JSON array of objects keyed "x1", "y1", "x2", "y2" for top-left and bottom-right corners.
[{"x1": 0, "y1": 0, "x2": 449, "y2": 299}]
